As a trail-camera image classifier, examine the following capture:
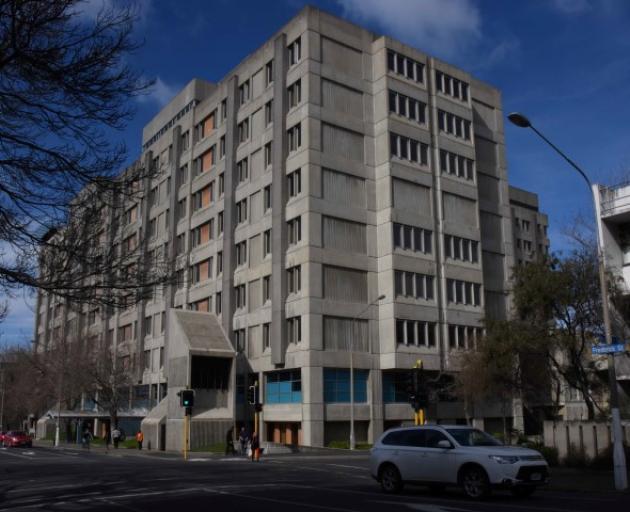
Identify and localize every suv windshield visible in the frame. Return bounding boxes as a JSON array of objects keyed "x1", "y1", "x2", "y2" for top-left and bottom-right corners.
[{"x1": 446, "y1": 428, "x2": 502, "y2": 447}]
